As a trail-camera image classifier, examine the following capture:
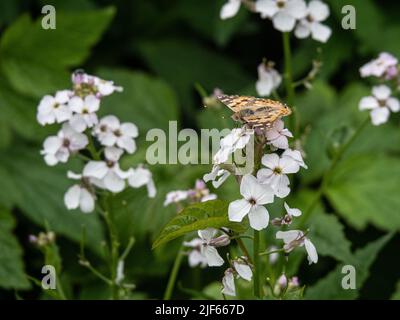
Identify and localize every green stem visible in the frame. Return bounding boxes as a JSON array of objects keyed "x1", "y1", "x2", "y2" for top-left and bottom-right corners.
[
  {"x1": 299, "y1": 117, "x2": 370, "y2": 227},
  {"x1": 236, "y1": 238, "x2": 253, "y2": 264},
  {"x1": 282, "y1": 32, "x2": 298, "y2": 136},
  {"x1": 163, "y1": 246, "x2": 185, "y2": 300},
  {"x1": 259, "y1": 248, "x2": 285, "y2": 256},
  {"x1": 253, "y1": 230, "x2": 262, "y2": 298}
]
